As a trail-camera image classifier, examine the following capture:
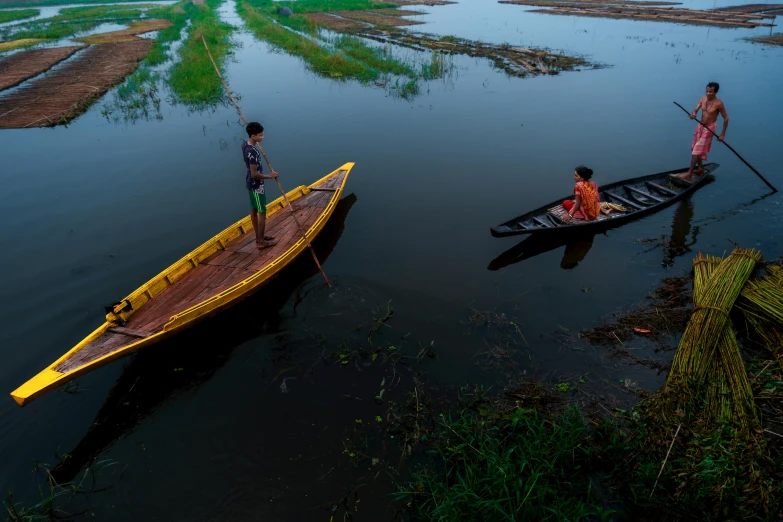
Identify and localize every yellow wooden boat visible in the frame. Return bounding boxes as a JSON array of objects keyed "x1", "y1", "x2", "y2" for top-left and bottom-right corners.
[{"x1": 11, "y1": 163, "x2": 355, "y2": 406}]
